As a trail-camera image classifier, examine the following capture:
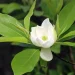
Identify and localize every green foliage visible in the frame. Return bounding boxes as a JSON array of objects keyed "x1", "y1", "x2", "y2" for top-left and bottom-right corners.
[
  {"x1": 0, "y1": 13, "x2": 29, "y2": 38},
  {"x1": 0, "y1": 13, "x2": 30, "y2": 43},
  {"x1": 59, "y1": 31, "x2": 75, "y2": 40},
  {"x1": 49, "y1": 70, "x2": 60, "y2": 75},
  {"x1": 40, "y1": 59, "x2": 48, "y2": 73},
  {"x1": 2, "y1": 3, "x2": 21, "y2": 14},
  {"x1": 0, "y1": 4, "x2": 8, "y2": 8},
  {"x1": 67, "y1": 24, "x2": 75, "y2": 32},
  {"x1": 56, "y1": 15, "x2": 60, "y2": 36},
  {"x1": 0, "y1": 37, "x2": 28, "y2": 43},
  {"x1": 63, "y1": 0, "x2": 74, "y2": 5},
  {"x1": 11, "y1": 48, "x2": 40, "y2": 75},
  {"x1": 34, "y1": 10, "x2": 43, "y2": 16},
  {"x1": 68, "y1": 72, "x2": 74, "y2": 75},
  {"x1": 59, "y1": 23, "x2": 75, "y2": 41},
  {"x1": 40, "y1": 59, "x2": 47, "y2": 67},
  {"x1": 58, "y1": 0, "x2": 75, "y2": 36},
  {"x1": 41, "y1": 0, "x2": 63, "y2": 20},
  {"x1": 22, "y1": 0, "x2": 34, "y2": 6},
  {"x1": 24, "y1": 0, "x2": 36, "y2": 31},
  {"x1": 21, "y1": 5, "x2": 30, "y2": 13},
  {"x1": 51, "y1": 44, "x2": 60, "y2": 54},
  {"x1": 56, "y1": 42, "x2": 75, "y2": 47}
]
